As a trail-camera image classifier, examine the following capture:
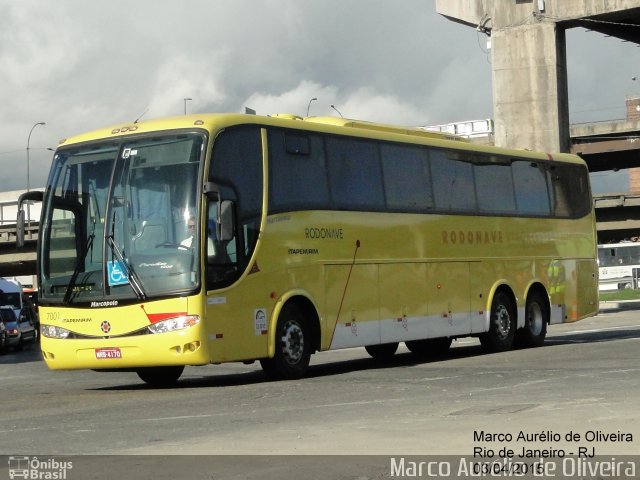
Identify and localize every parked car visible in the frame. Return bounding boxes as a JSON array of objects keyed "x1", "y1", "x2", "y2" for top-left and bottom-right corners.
[
  {"x1": 0, "y1": 306, "x2": 37, "y2": 350},
  {"x1": 0, "y1": 308, "x2": 10, "y2": 354}
]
